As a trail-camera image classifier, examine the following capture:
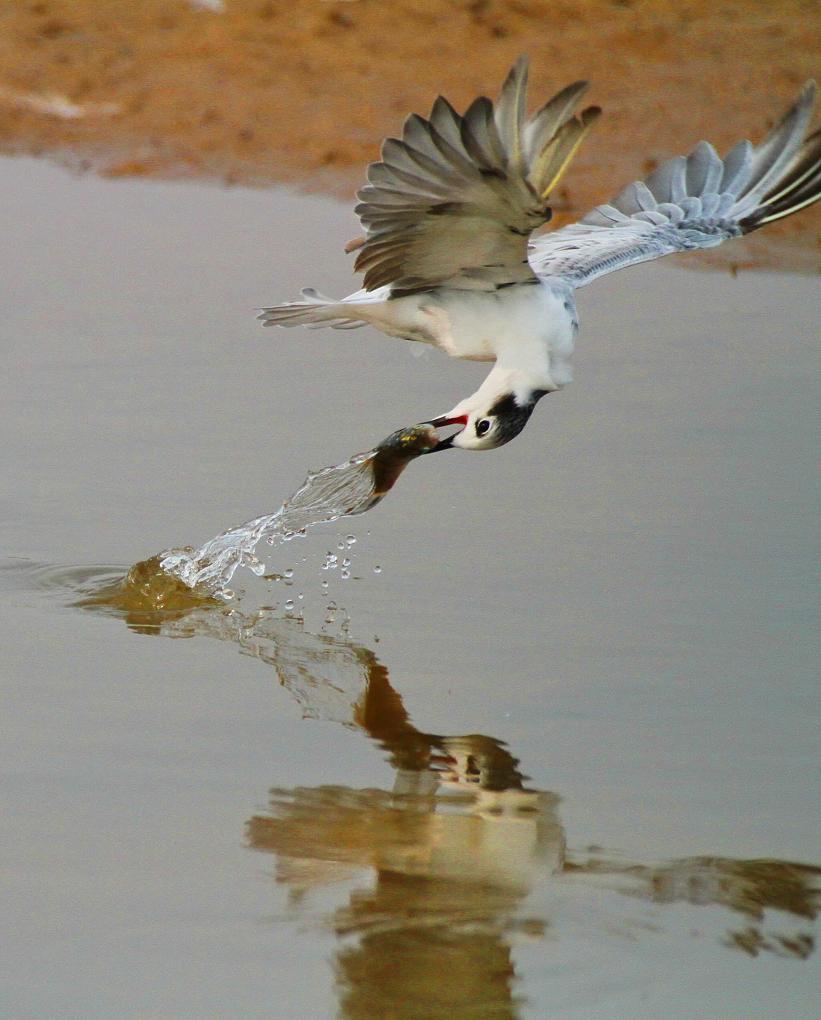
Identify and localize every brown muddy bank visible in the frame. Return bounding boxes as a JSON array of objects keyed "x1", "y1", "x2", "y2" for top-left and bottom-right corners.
[{"x1": 0, "y1": 0, "x2": 818, "y2": 271}]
